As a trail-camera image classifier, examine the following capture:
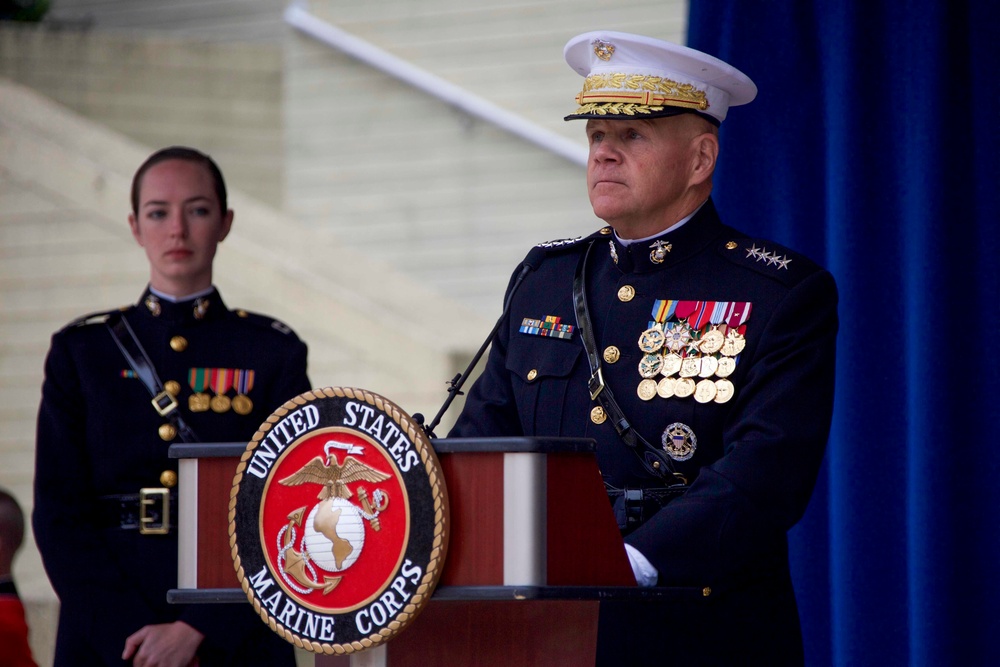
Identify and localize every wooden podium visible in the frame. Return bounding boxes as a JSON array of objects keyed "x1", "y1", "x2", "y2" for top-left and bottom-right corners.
[{"x1": 169, "y1": 437, "x2": 643, "y2": 666}]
